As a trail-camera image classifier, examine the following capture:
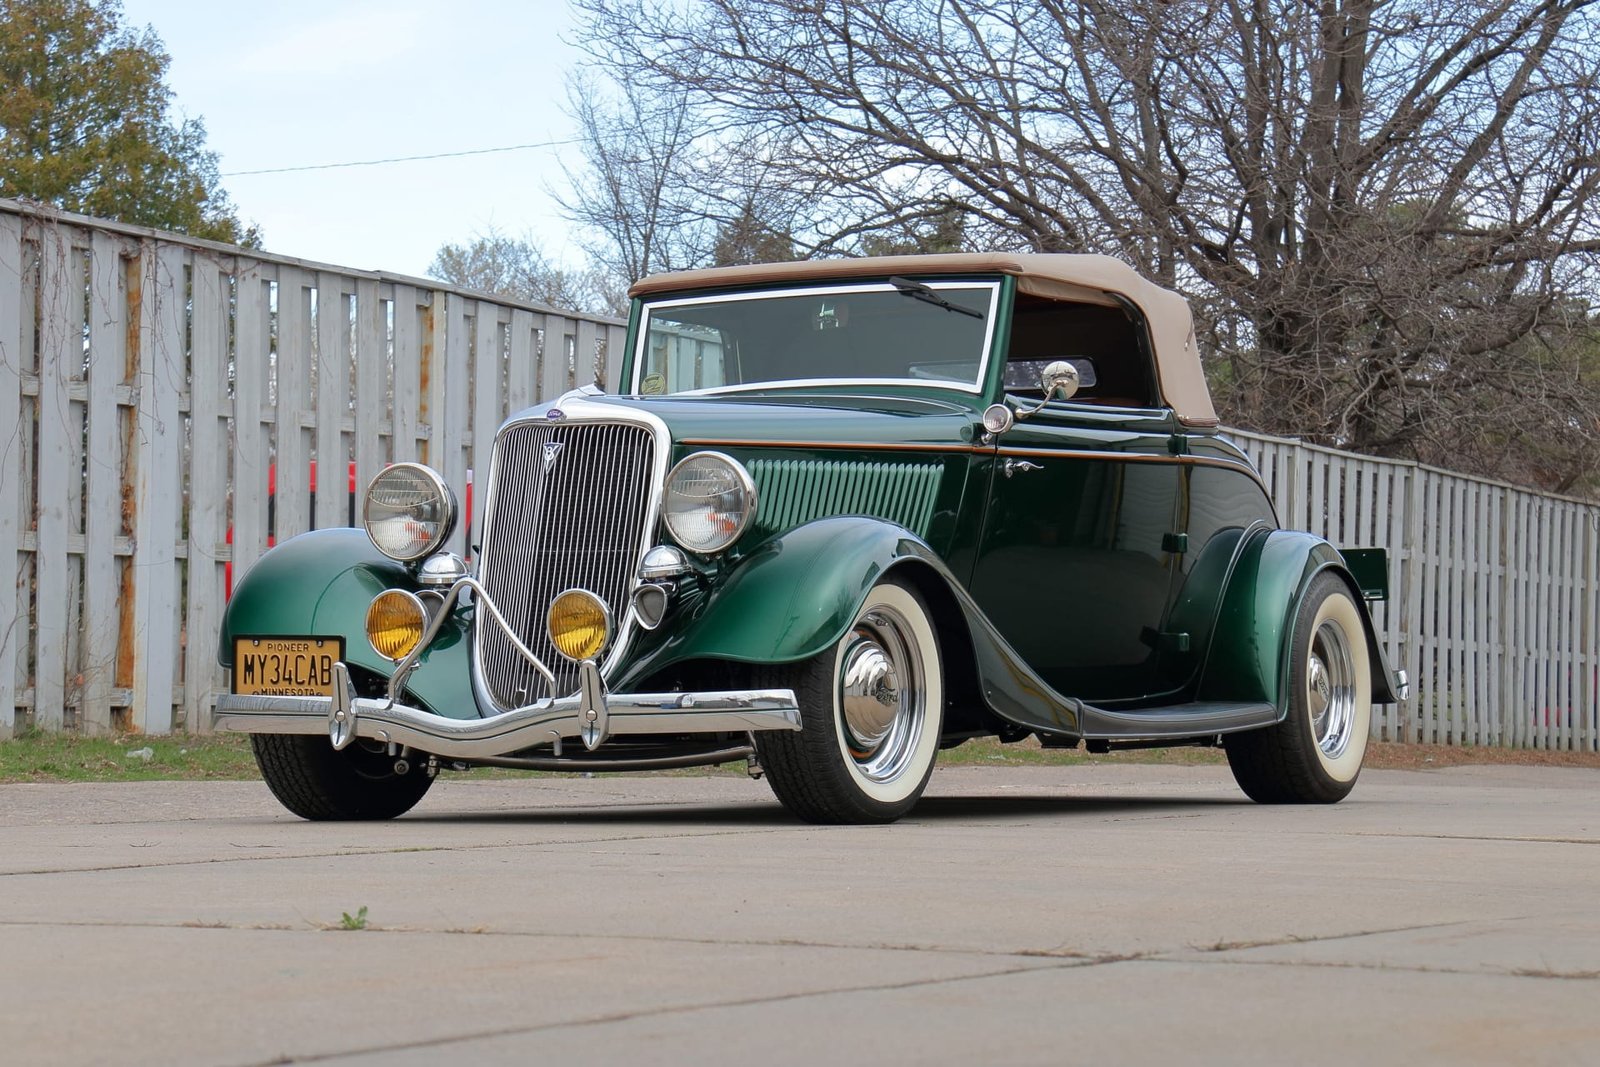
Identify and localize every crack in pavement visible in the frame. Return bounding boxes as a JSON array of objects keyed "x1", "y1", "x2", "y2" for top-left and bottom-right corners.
[
  {"x1": 1, "y1": 914, "x2": 1530, "y2": 972},
  {"x1": 1182, "y1": 917, "x2": 1482, "y2": 955},
  {"x1": 219, "y1": 926, "x2": 1597, "y2": 1067},
  {"x1": 1163, "y1": 955, "x2": 1600, "y2": 982},
  {"x1": 0, "y1": 826, "x2": 798, "y2": 877},
  {"x1": 1346, "y1": 832, "x2": 1600, "y2": 846},
  {"x1": 227, "y1": 957, "x2": 1114, "y2": 1067},
  {"x1": 0, "y1": 916, "x2": 1132, "y2": 962}
]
